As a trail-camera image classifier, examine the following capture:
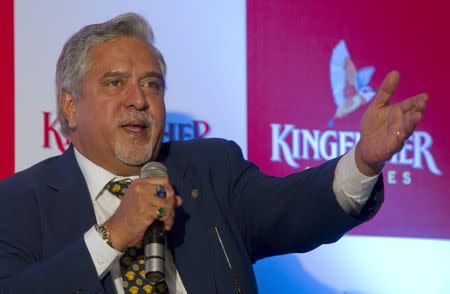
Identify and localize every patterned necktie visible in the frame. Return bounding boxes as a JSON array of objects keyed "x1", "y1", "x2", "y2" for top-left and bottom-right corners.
[{"x1": 105, "y1": 179, "x2": 169, "y2": 294}]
